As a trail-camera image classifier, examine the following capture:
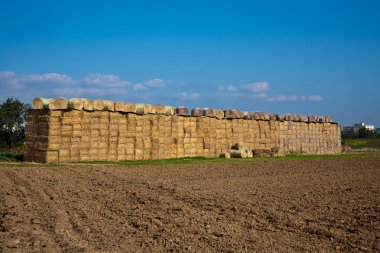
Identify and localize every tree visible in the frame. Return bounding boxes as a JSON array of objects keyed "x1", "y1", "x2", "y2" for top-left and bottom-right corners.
[
  {"x1": 0, "y1": 98, "x2": 31, "y2": 149},
  {"x1": 357, "y1": 128, "x2": 377, "y2": 138}
]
